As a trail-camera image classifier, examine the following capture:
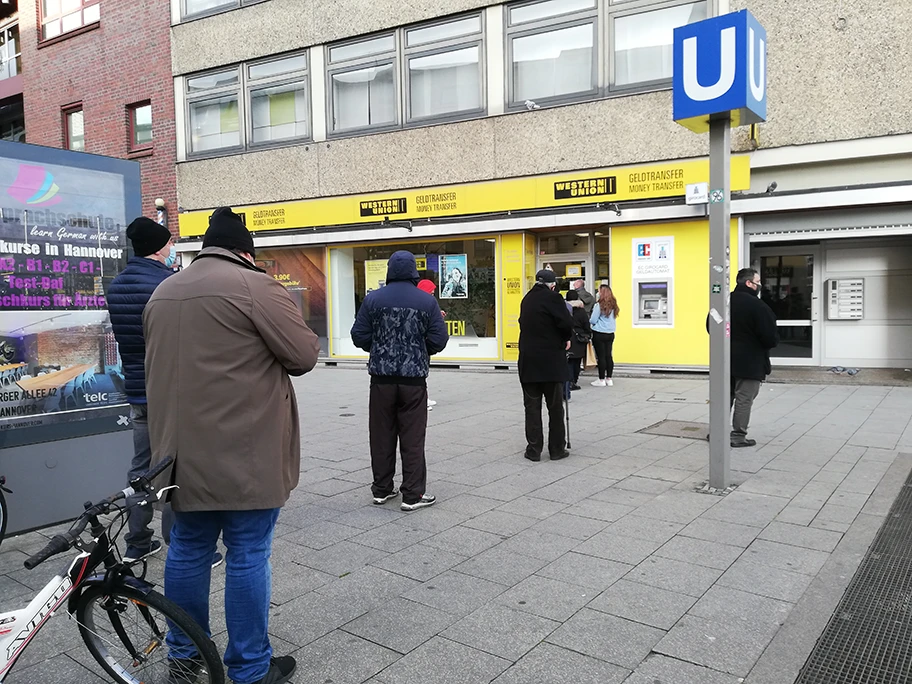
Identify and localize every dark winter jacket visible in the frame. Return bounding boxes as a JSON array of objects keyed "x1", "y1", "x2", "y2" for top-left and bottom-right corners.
[
  {"x1": 730, "y1": 283, "x2": 779, "y2": 380},
  {"x1": 351, "y1": 251, "x2": 448, "y2": 385},
  {"x1": 576, "y1": 286, "x2": 596, "y2": 316},
  {"x1": 568, "y1": 300, "x2": 592, "y2": 359},
  {"x1": 518, "y1": 284, "x2": 573, "y2": 383},
  {"x1": 108, "y1": 256, "x2": 173, "y2": 402}
]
